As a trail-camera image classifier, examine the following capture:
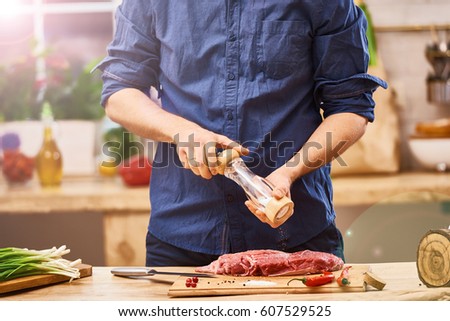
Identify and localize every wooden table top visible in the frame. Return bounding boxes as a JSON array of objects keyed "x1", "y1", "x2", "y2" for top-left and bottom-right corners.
[{"x1": 2, "y1": 262, "x2": 449, "y2": 301}]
